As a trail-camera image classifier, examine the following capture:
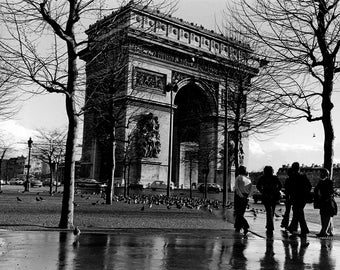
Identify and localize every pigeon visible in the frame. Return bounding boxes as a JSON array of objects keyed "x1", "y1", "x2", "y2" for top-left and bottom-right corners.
[
  {"x1": 141, "y1": 205, "x2": 145, "y2": 211},
  {"x1": 36, "y1": 197, "x2": 41, "y2": 201},
  {"x1": 17, "y1": 197, "x2": 22, "y2": 202}
]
